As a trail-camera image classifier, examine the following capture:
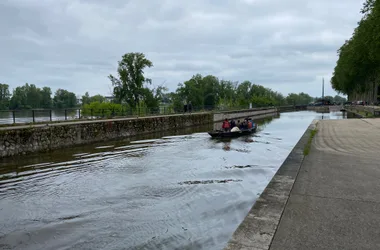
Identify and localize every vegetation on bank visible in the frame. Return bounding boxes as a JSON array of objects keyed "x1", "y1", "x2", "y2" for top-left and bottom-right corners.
[
  {"x1": 1, "y1": 52, "x2": 347, "y2": 113},
  {"x1": 331, "y1": 0, "x2": 380, "y2": 97},
  {"x1": 304, "y1": 128, "x2": 318, "y2": 156}
]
